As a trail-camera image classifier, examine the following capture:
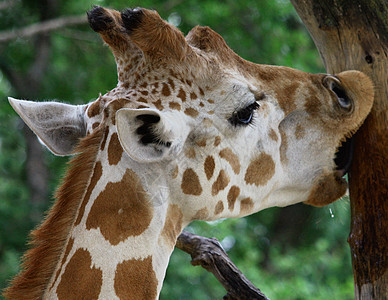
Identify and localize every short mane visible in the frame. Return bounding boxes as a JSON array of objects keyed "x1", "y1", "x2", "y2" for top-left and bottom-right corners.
[{"x1": 3, "y1": 127, "x2": 104, "y2": 299}]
